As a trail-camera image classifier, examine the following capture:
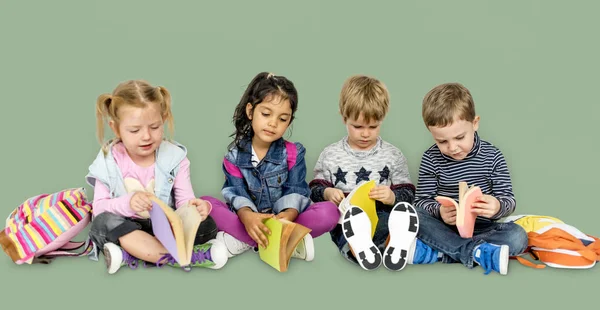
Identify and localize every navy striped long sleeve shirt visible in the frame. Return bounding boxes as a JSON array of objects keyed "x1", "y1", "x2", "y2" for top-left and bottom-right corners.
[{"x1": 414, "y1": 132, "x2": 516, "y2": 220}]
